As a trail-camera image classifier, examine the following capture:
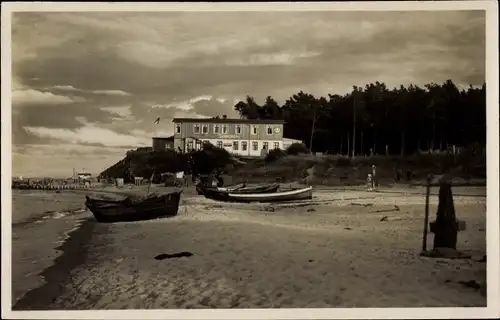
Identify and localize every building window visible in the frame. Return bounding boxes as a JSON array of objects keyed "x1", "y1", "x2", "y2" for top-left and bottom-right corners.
[
  {"x1": 251, "y1": 125, "x2": 258, "y2": 135},
  {"x1": 194, "y1": 124, "x2": 200, "y2": 134},
  {"x1": 263, "y1": 142, "x2": 269, "y2": 150},
  {"x1": 233, "y1": 141, "x2": 239, "y2": 151},
  {"x1": 273, "y1": 142, "x2": 280, "y2": 150},
  {"x1": 242, "y1": 141, "x2": 248, "y2": 151},
  {"x1": 235, "y1": 125, "x2": 241, "y2": 134},
  {"x1": 217, "y1": 141, "x2": 223, "y2": 149},
  {"x1": 187, "y1": 141, "x2": 193, "y2": 151},
  {"x1": 252, "y1": 141, "x2": 259, "y2": 151},
  {"x1": 222, "y1": 125, "x2": 228, "y2": 134},
  {"x1": 195, "y1": 140, "x2": 202, "y2": 150},
  {"x1": 266, "y1": 126, "x2": 273, "y2": 135},
  {"x1": 202, "y1": 125, "x2": 208, "y2": 134},
  {"x1": 175, "y1": 124, "x2": 181, "y2": 134},
  {"x1": 214, "y1": 124, "x2": 220, "y2": 134}
]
